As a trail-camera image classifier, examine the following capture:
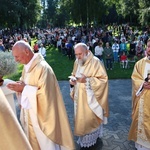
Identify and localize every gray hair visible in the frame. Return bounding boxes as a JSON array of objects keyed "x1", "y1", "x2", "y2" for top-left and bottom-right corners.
[{"x1": 74, "y1": 43, "x2": 88, "y2": 51}]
